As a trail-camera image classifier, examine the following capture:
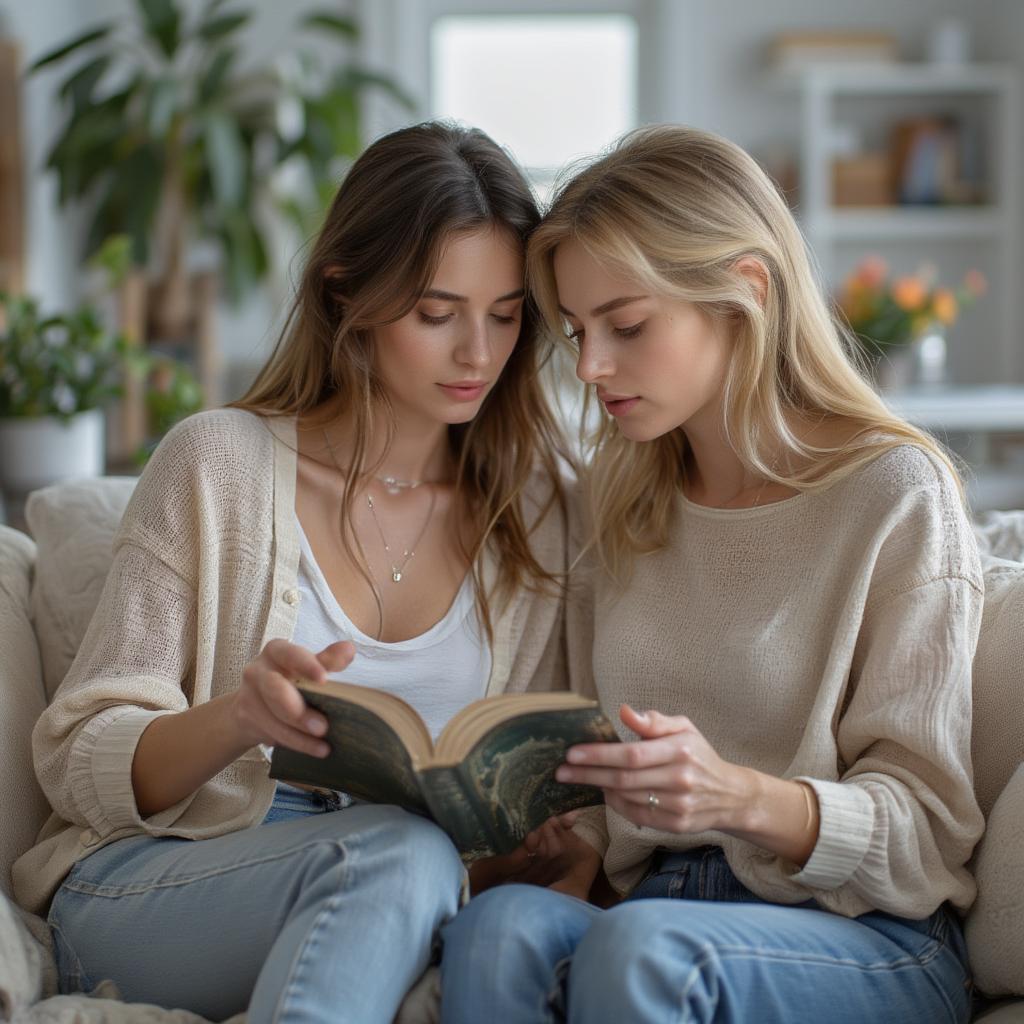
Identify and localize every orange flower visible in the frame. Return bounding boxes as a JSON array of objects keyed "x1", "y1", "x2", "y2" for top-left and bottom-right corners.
[
  {"x1": 964, "y1": 269, "x2": 988, "y2": 298},
  {"x1": 892, "y1": 276, "x2": 926, "y2": 311},
  {"x1": 933, "y1": 289, "x2": 958, "y2": 325},
  {"x1": 857, "y1": 256, "x2": 887, "y2": 289}
]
